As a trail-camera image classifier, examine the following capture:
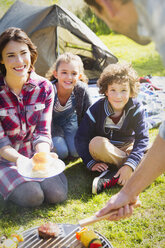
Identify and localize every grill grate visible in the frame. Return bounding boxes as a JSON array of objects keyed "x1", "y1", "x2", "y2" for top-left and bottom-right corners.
[{"x1": 18, "y1": 224, "x2": 114, "y2": 248}]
